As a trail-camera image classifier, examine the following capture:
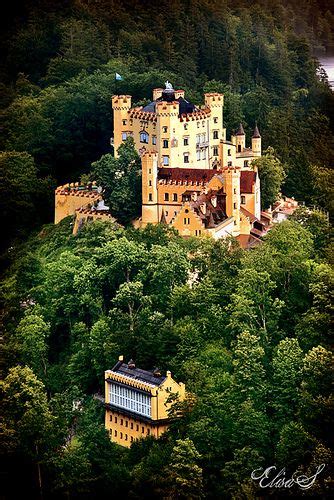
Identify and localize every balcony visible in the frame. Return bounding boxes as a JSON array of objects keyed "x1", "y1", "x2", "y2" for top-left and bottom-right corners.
[{"x1": 196, "y1": 141, "x2": 209, "y2": 149}]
